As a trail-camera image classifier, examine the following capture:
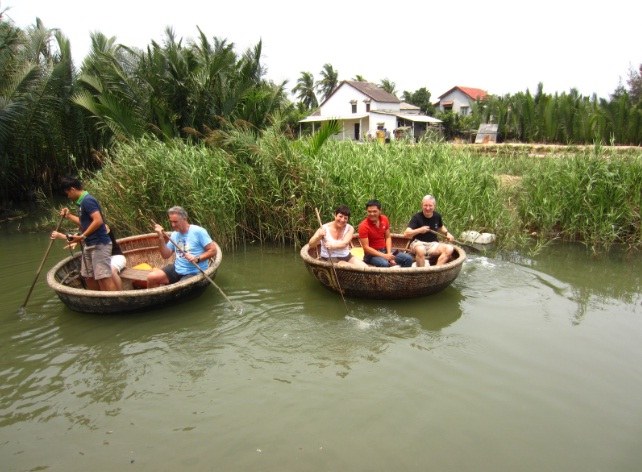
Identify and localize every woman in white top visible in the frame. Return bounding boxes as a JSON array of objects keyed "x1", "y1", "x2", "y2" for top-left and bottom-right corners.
[{"x1": 309, "y1": 205, "x2": 367, "y2": 268}]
